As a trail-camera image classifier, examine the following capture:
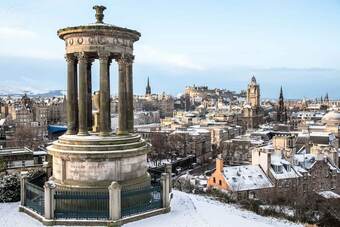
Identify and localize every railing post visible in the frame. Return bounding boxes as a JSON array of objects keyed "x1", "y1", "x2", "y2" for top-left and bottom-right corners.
[
  {"x1": 43, "y1": 161, "x2": 52, "y2": 179},
  {"x1": 165, "y1": 163, "x2": 172, "y2": 193},
  {"x1": 108, "y1": 181, "x2": 121, "y2": 221},
  {"x1": 44, "y1": 180, "x2": 56, "y2": 219},
  {"x1": 161, "y1": 173, "x2": 170, "y2": 209},
  {"x1": 20, "y1": 171, "x2": 28, "y2": 206}
]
